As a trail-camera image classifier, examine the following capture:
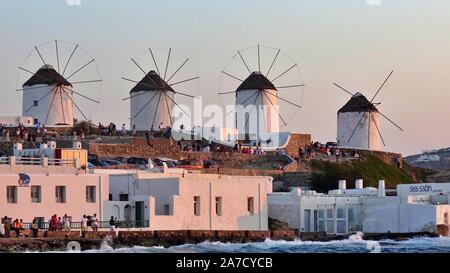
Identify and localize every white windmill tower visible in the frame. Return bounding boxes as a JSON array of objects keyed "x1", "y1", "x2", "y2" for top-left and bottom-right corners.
[
  {"x1": 18, "y1": 40, "x2": 102, "y2": 127},
  {"x1": 122, "y1": 48, "x2": 199, "y2": 131},
  {"x1": 219, "y1": 45, "x2": 305, "y2": 143},
  {"x1": 334, "y1": 71, "x2": 404, "y2": 150}
]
